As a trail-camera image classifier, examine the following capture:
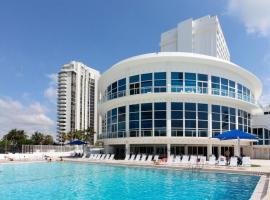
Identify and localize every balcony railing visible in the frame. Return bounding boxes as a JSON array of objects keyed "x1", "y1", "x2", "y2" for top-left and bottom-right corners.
[{"x1": 100, "y1": 86, "x2": 256, "y2": 105}]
